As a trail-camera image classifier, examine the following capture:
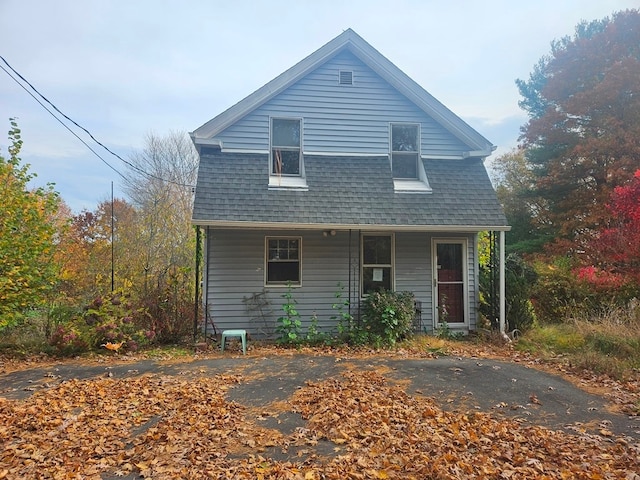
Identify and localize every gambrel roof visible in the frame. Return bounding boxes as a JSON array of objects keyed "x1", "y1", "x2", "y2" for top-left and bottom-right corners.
[{"x1": 191, "y1": 28, "x2": 494, "y2": 156}]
